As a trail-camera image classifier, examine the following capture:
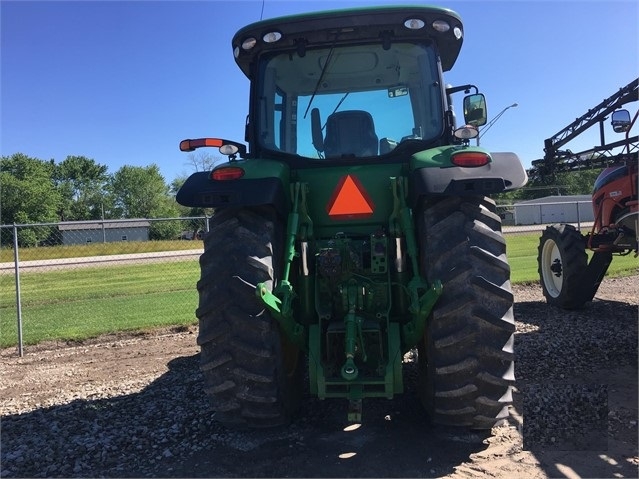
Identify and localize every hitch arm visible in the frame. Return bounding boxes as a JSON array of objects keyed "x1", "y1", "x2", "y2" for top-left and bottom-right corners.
[
  {"x1": 389, "y1": 177, "x2": 443, "y2": 350},
  {"x1": 256, "y1": 182, "x2": 308, "y2": 350}
]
